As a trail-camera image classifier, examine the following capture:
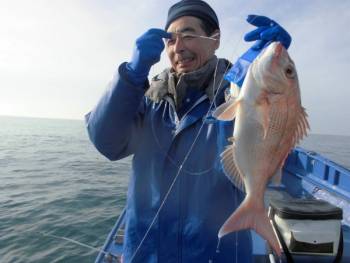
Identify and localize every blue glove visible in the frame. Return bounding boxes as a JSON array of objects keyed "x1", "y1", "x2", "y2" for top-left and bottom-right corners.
[
  {"x1": 225, "y1": 15, "x2": 291, "y2": 87},
  {"x1": 126, "y1": 28, "x2": 172, "y2": 84}
]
